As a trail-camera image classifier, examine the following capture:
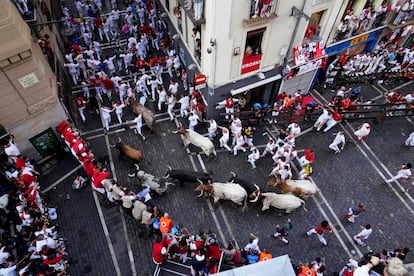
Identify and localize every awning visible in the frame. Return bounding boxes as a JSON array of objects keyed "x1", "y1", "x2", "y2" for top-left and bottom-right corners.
[{"x1": 230, "y1": 74, "x2": 282, "y2": 96}]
